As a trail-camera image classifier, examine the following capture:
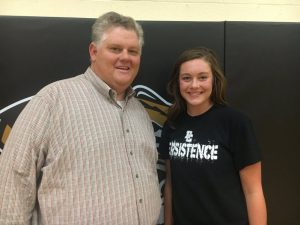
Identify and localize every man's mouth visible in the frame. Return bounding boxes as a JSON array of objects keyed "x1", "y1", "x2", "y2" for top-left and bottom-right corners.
[{"x1": 116, "y1": 66, "x2": 130, "y2": 71}]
